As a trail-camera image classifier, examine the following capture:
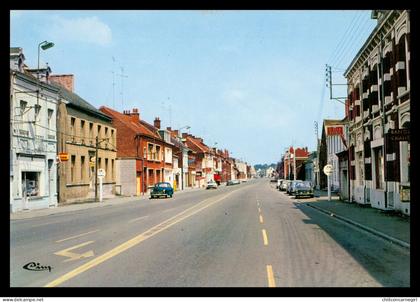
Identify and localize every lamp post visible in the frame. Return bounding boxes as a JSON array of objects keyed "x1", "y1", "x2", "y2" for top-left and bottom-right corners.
[
  {"x1": 37, "y1": 41, "x2": 54, "y2": 106},
  {"x1": 178, "y1": 125, "x2": 190, "y2": 190}
]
